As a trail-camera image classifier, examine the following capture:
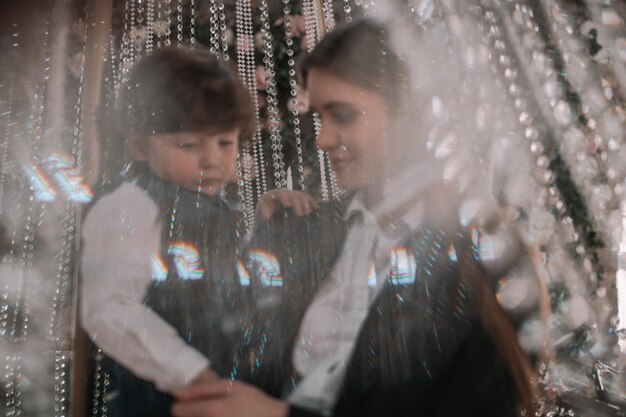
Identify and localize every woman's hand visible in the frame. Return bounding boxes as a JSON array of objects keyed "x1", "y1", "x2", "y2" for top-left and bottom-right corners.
[
  {"x1": 258, "y1": 189, "x2": 319, "y2": 220},
  {"x1": 172, "y1": 379, "x2": 289, "y2": 417}
]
